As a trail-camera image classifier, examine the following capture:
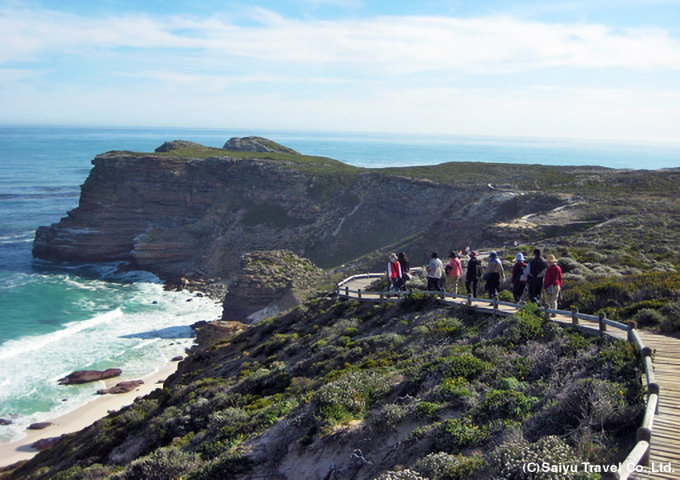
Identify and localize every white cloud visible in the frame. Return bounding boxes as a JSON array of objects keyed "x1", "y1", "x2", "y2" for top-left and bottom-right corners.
[
  {"x1": 1, "y1": 5, "x2": 679, "y2": 141},
  {"x1": 2, "y1": 7, "x2": 680, "y2": 73}
]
